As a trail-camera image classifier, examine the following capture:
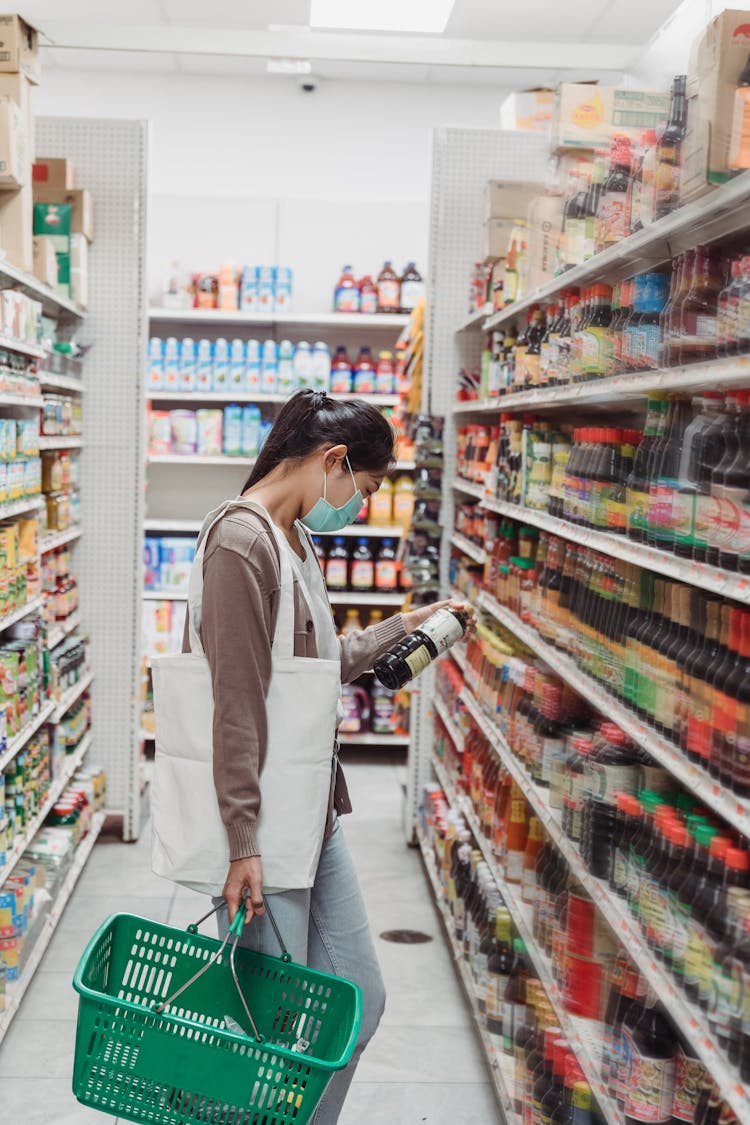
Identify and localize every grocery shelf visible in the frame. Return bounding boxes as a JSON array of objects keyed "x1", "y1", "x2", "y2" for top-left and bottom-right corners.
[
  {"x1": 0, "y1": 335, "x2": 45, "y2": 360},
  {"x1": 456, "y1": 304, "x2": 493, "y2": 334},
  {"x1": 328, "y1": 591, "x2": 404, "y2": 606},
  {"x1": 0, "y1": 496, "x2": 43, "y2": 520},
  {"x1": 482, "y1": 171, "x2": 750, "y2": 335},
  {"x1": 477, "y1": 589, "x2": 750, "y2": 839},
  {"x1": 0, "y1": 258, "x2": 85, "y2": 321},
  {"x1": 461, "y1": 486, "x2": 750, "y2": 607},
  {"x1": 0, "y1": 392, "x2": 43, "y2": 408},
  {"x1": 143, "y1": 589, "x2": 187, "y2": 601},
  {"x1": 147, "y1": 453, "x2": 256, "y2": 467},
  {"x1": 38, "y1": 436, "x2": 83, "y2": 451},
  {"x1": 433, "y1": 694, "x2": 464, "y2": 754},
  {"x1": 39, "y1": 372, "x2": 84, "y2": 394},
  {"x1": 319, "y1": 524, "x2": 405, "y2": 539},
  {"x1": 416, "y1": 825, "x2": 519, "y2": 1123},
  {"x1": 337, "y1": 732, "x2": 410, "y2": 746},
  {"x1": 144, "y1": 518, "x2": 201, "y2": 533},
  {"x1": 430, "y1": 750, "x2": 622, "y2": 1125},
  {"x1": 0, "y1": 595, "x2": 43, "y2": 634},
  {"x1": 0, "y1": 732, "x2": 93, "y2": 888},
  {"x1": 41, "y1": 526, "x2": 82, "y2": 554},
  {"x1": 0, "y1": 809, "x2": 105, "y2": 1047},
  {"x1": 149, "y1": 308, "x2": 410, "y2": 330},
  {"x1": 52, "y1": 671, "x2": 94, "y2": 723},
  {"x1": 146, "y1": 391, "x2": 402, "y2": 407},
  {"x1": 0, "y1": 700, "x2": 56, "y2": 774},
  {"x1": 452, "y1": 477, "x2": 486, "y2": 500},
  {"x1": 47, "y1": 612, "x2": 81, "y2": 650},
  {"x1": 450, "y1": 531, "x2": 487, "y2": 565},
  {"x1": 453, "y1": 354, "x2": 750, "y2": 415},
  {"x1": 457, "y1": 685, "x2": 750, "y2": 1124}
]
